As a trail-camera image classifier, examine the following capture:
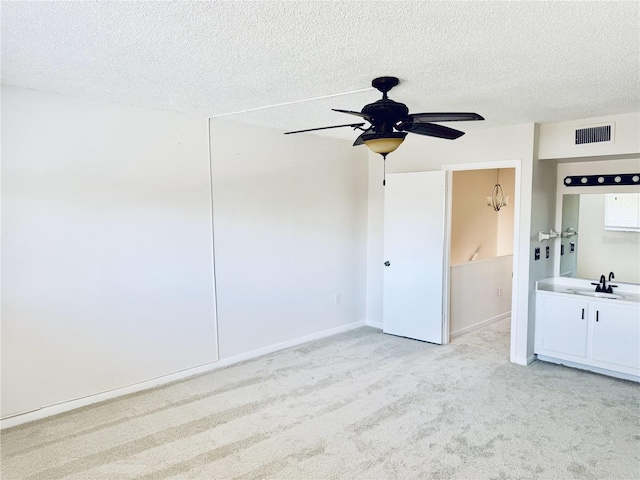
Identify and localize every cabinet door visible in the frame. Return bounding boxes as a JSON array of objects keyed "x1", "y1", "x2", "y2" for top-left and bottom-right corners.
[
  {"x1": 540, "y1": 295, "x2": 589, "y2": 358},
  {"x1": 591, "y1": 303, "x2": 640, "y2": 370}
]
